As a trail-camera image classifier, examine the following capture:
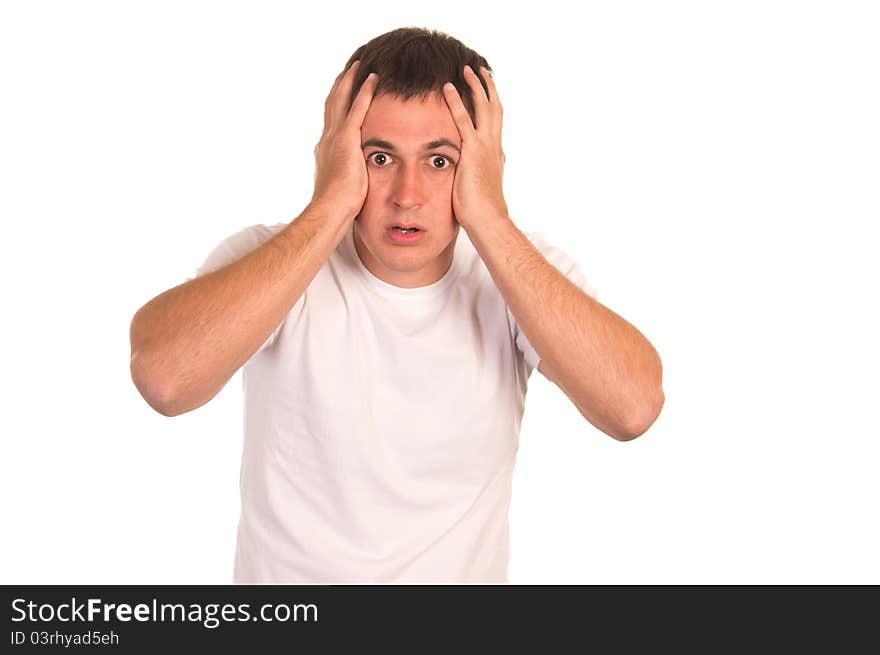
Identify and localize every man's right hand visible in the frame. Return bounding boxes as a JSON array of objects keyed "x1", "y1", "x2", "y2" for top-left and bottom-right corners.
[{"x1": 310, "y1": 60, "x2": 380, "y2": 218}]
